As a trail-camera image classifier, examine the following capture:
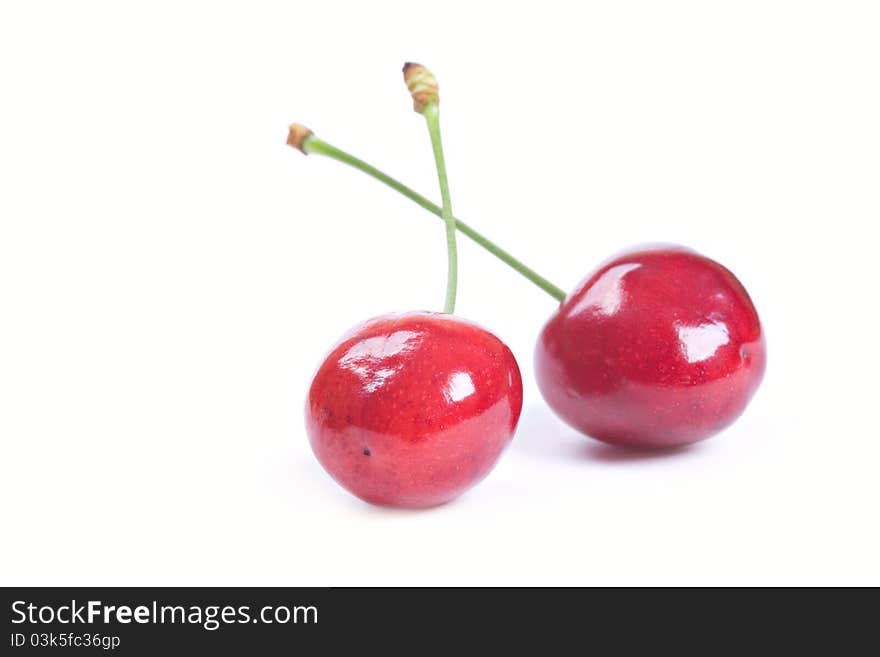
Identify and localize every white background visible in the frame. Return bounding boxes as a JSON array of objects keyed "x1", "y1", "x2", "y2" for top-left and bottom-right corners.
[{"x1": 1, "y1": 1, "x2": 878, "y2": 586}]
